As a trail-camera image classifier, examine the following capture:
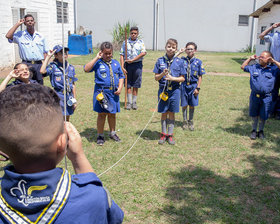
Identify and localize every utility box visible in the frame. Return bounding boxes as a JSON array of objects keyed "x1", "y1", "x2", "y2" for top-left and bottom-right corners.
[{"x1": 68, "y1": 34, "x2": 93, "y2": 55}]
